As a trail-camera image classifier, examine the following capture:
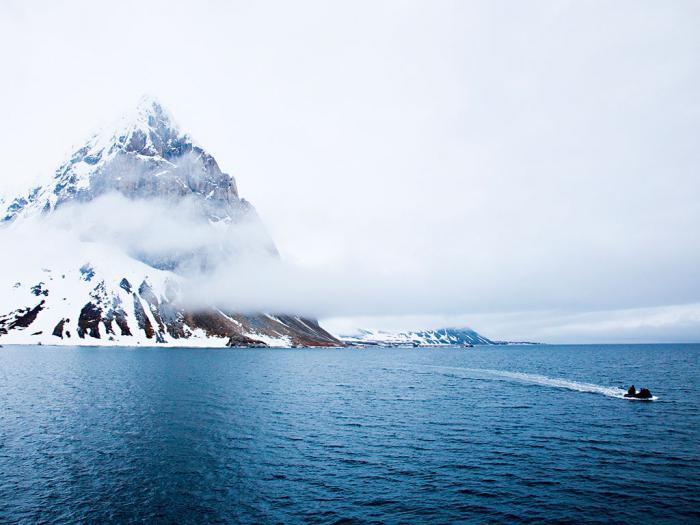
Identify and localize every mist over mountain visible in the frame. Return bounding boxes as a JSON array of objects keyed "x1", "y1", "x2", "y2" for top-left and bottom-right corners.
[{"x1": 0, "y1": 97, "x2": 339, "y2": 347}]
